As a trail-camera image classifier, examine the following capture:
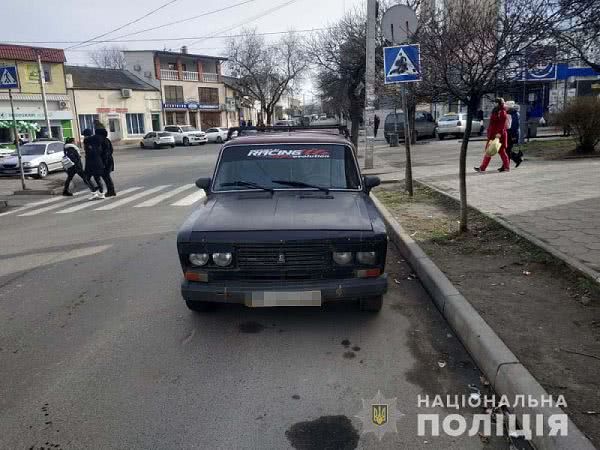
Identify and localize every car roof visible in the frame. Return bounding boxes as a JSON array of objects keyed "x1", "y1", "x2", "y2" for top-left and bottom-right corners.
[{"x1": 223, "y1": 132, "x2": 352, "y2": 147}]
